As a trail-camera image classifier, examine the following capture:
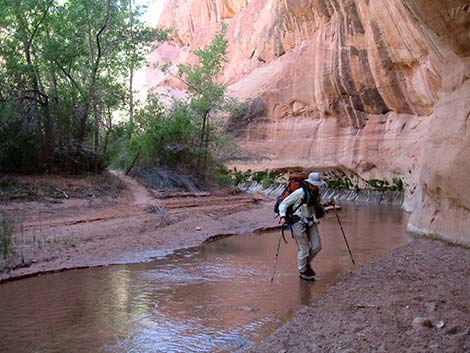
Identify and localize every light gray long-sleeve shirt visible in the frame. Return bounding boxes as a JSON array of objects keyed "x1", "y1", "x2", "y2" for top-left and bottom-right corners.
[{"x1": 278, "y1": 188, "x2": 315, "y2": 219}]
